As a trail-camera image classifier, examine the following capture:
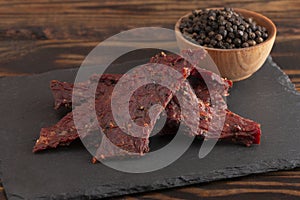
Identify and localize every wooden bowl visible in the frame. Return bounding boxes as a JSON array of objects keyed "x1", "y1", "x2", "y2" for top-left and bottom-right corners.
[{"x1": 175, "y1": 8, "x2": 277, "y2": 81}]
